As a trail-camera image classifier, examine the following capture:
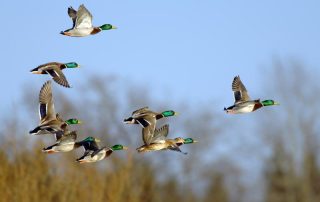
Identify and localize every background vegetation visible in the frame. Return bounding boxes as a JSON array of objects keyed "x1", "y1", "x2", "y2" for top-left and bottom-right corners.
[{"x1": 0, "y1": 61, "x2": 319, "y2": 202}]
